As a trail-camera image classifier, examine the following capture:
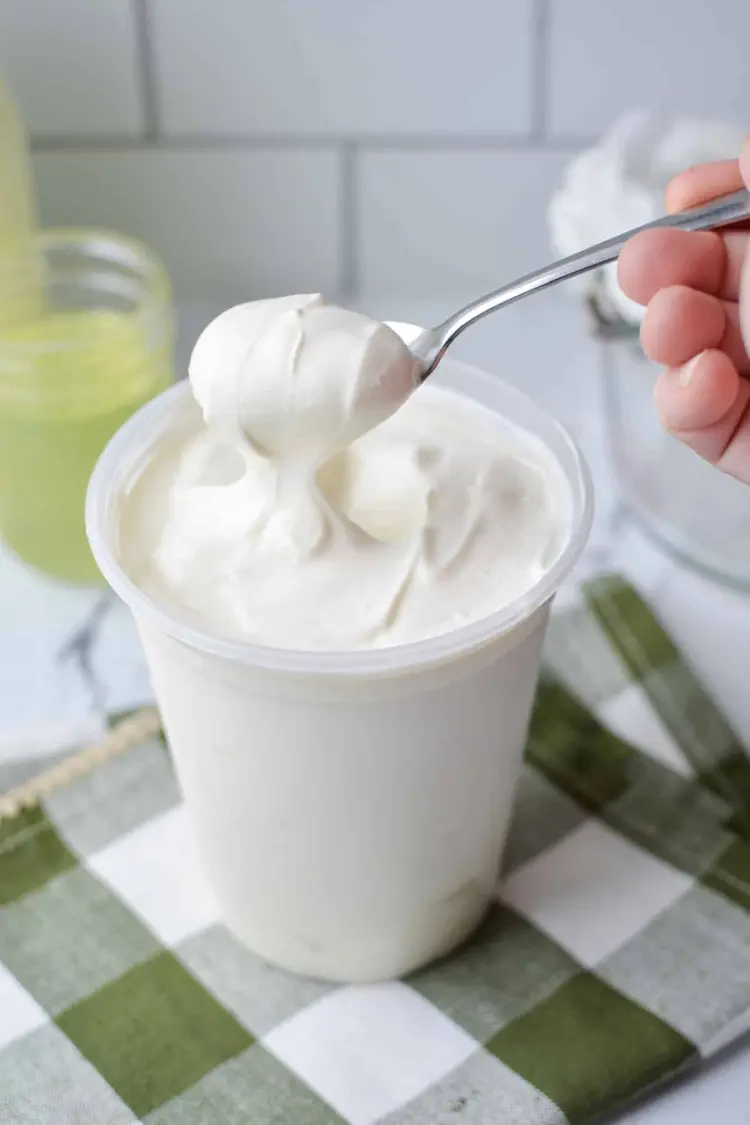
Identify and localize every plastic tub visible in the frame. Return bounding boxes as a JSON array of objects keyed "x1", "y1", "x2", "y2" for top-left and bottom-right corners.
[{"x1": 87, "y1": 324, "x2": 593, "y2": 981}]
